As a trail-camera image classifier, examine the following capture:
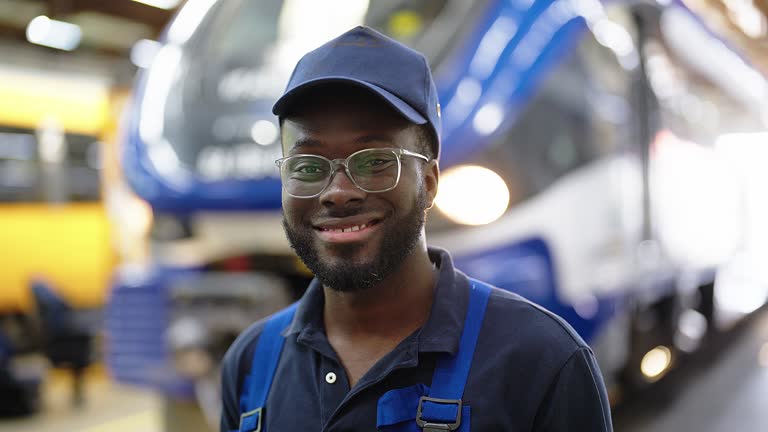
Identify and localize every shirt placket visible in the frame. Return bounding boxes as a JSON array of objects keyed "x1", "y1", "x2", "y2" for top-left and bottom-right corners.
[
  {"x1": 296, "y1": 326, "x2": 351, "y2": 427},
  {"x1": 318, "y1": 352, "x2": 350, "y2": 426},
  {"x1": 322, "y1": 334, "x2": 421, "y2": 431}
]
